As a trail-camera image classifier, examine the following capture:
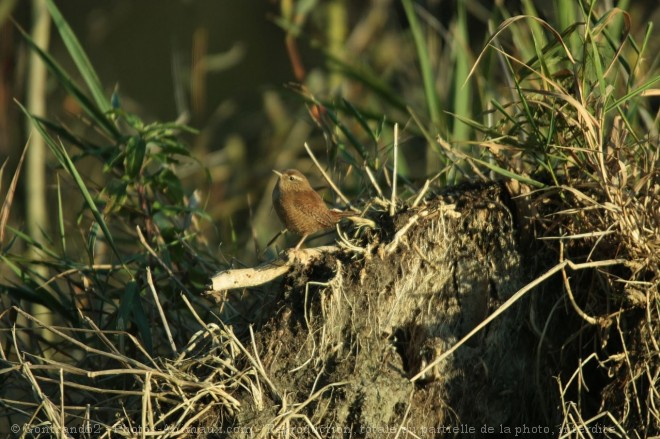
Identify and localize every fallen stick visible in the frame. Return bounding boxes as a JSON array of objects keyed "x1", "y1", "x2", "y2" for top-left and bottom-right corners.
[{"x1": 206, "y1": 246, "x2": 341, "y2": 293}]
